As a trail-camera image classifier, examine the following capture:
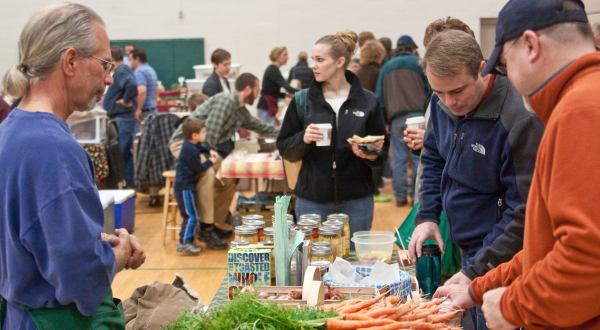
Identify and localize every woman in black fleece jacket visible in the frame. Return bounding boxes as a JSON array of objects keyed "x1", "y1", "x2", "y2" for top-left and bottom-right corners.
[
  {"x1": 257, "y1": 46, "x2": 297, "y2": 125},
  {"x1": 277, "y1": 31, "x2": 387, "y2": 239}
]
